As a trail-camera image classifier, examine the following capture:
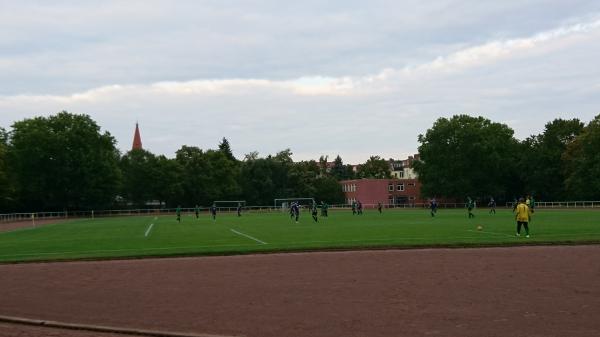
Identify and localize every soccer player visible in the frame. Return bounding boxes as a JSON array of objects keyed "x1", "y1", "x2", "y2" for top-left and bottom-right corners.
[
  {"x1": 291, "y1": 202, "x2": 300, "y2": 223},
  {"x1": 430, "y1": 198, "x2": 438, "y2": 217},
  {"x1": 237, "y1": 202, "x2": 242, "y2": 217},
  {"x1": 467, "y1": 197, "x2": 475, "y2": 218},
  {"x1": 514, "y1": 197, "x2": 531, "y2": 237},
  {"x1": 176, "y1": 205, "x2": 182, "y2": 223},
  {"x1": 357, "y1": 201, "x2": 363, "y2": 215},
  {"x1": 311, "y1": 203, "x2": 318, "y2": 222},
  {"x1": 377, "y1": 202, "x2": 383, "y2": 214},
  {"x1": 529, "y1": 195, "x2": 536, "y2": 213},
  {"x1": 488, "y1": 197, "x2": 496, "y2": 215},
  {"x1": 351, "y1": 201, "x2": 357, "y2": 215},
  {"x1": 195, "y1": 205, "x2": 200, "y2": 219},
  {"x1": 210, "y1": 203, "x2": 217, "y2": 221},
  {"x1": 323, "y1": 202, "x2": 329, "y2": 217}
]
